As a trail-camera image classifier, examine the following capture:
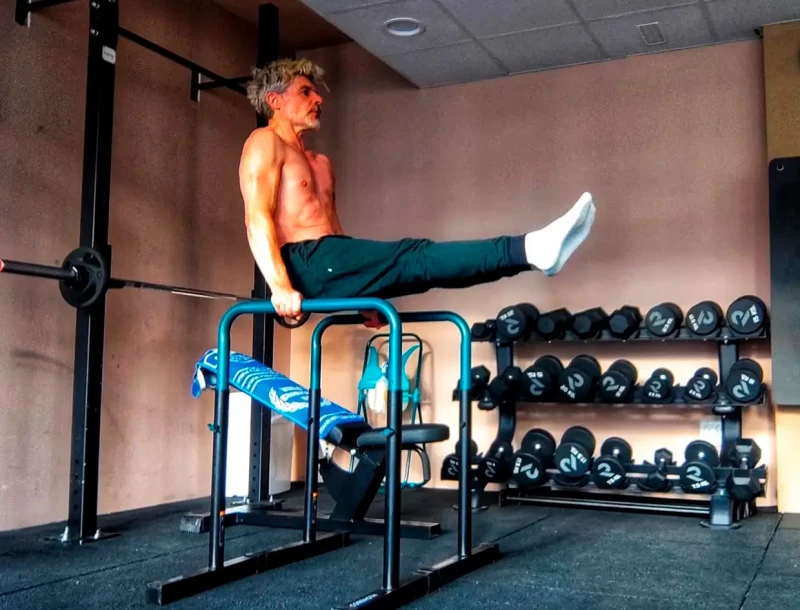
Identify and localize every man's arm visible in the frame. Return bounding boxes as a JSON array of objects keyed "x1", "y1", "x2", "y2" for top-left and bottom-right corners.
[{"x1": 239, "y1": 130, "x2": 293, "y2": 294}]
